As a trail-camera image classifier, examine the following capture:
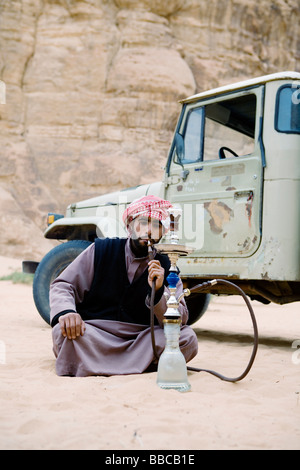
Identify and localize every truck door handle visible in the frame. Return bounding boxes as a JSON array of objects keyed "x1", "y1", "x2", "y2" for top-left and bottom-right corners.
[
  {"x1": 234, "y1": 190, "x2": 253, "y2": 200},
  {"x1": 181, "y1": 169, "x2": 189, "y2": 181}
]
